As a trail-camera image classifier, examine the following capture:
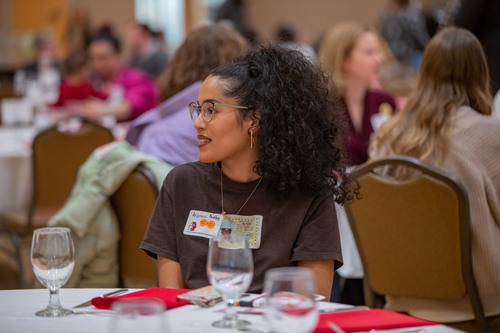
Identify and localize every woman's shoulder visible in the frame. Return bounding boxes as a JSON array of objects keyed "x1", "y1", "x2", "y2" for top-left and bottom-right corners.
[
  {"x1": 157, "y1": 81, "x2": 201, "y2": 118},
  {"x1": 165, "y1": 162, "x2": 214, "y2": 183},
  {"x1": 448, "y1": 107, "x2": 500, "y2": 166},
  {"x1": 456, "y1": 106, "x2": 500, "y2": 131}
]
